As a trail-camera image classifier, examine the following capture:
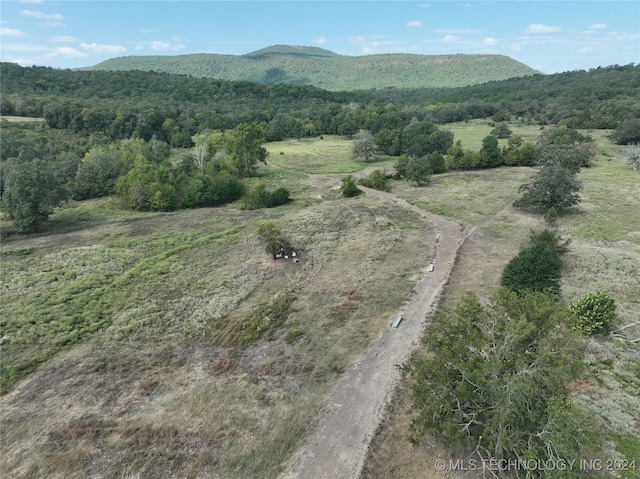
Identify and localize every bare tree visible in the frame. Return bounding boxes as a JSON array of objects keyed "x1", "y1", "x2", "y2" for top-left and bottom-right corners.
[
  {"x1": 192, "y1": 133, "x2": 210, "y2": 169},
  {"x1": 624, "y1": 143, "x2": 640, "y2": 171}
]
